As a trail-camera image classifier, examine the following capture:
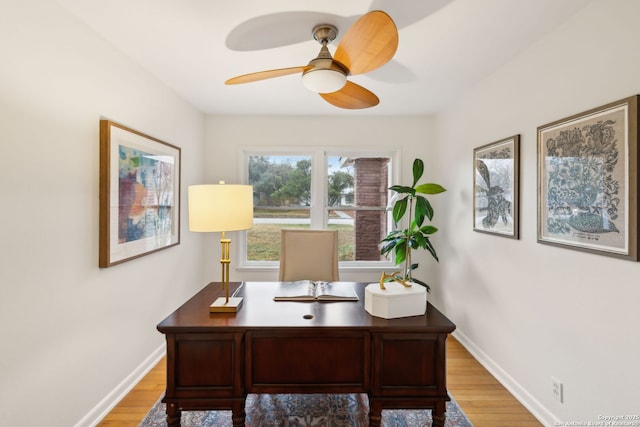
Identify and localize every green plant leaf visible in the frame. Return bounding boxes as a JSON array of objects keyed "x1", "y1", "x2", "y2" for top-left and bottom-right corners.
[
  {"x1": 419, "y1": 225, "x2": 438, "y2": 234},
  {"x1": 415, "y1": 195, "x2": 434, "y2": 221},
  {"x1": 407, "y1": 234, "x2": 418, "y2": 249},
  {"x1": 380, "y1": 240, "x2": 392, "y2": 255},
  {"x1": 389, "y1": 185, "x2": 415, "y2": 195},
  {"x1": 392, "y1": 198, "x2": 408, "y2": 223},
  {"x1": 414, "y1": 196, "x2": 427, "y2": 226},
  {"x1": 412, "y1": 158, "x2": 424, "y2": 187},
  {"x1": 415, "y1": 183, "x2": 446, "y2": 195},
  {"x1": 380, "y1": 230, "x2": 402, "y2": 242},
  {"x1": 424, "y1": 238, "x2": 439, "y2": 262},
  {"x1": 414, "y1": 232, "x2": 427, "y2": 248},
  {"x1": 380, "y1": 237, "x2": 402, "y2": 256},
  {"x1": 381, "y1": 233, "x2": 408, "y2": 256},
  {"x1": 394, "y1": 241, "x2": 407, "y2": 264},
  {"x1": 410, "y1": 277, "x2": 431, "y2": 292}
]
